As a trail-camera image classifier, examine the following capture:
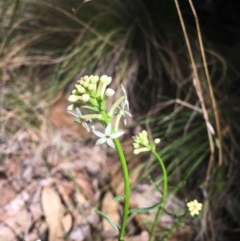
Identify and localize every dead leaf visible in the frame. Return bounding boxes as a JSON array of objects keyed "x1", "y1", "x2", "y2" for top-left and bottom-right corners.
[
  {"x1": 0, "y1": 180, "x2": 16, "y2": 207},
  {"x1": 102, "y1": 192, "x2": 119, "y2": 232},
  {"x1": 56, "y1": 181, "x2": 75, "y2": 214},
  {"x1": 125, "y1": 231, "x2": 149, "y2": 241},
  {"x1": 62, "y1": 213, "x2": 73, "y2": 234},
  {"x1": 41, "y1": 185, "x2": 64, "y2": 241}
]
